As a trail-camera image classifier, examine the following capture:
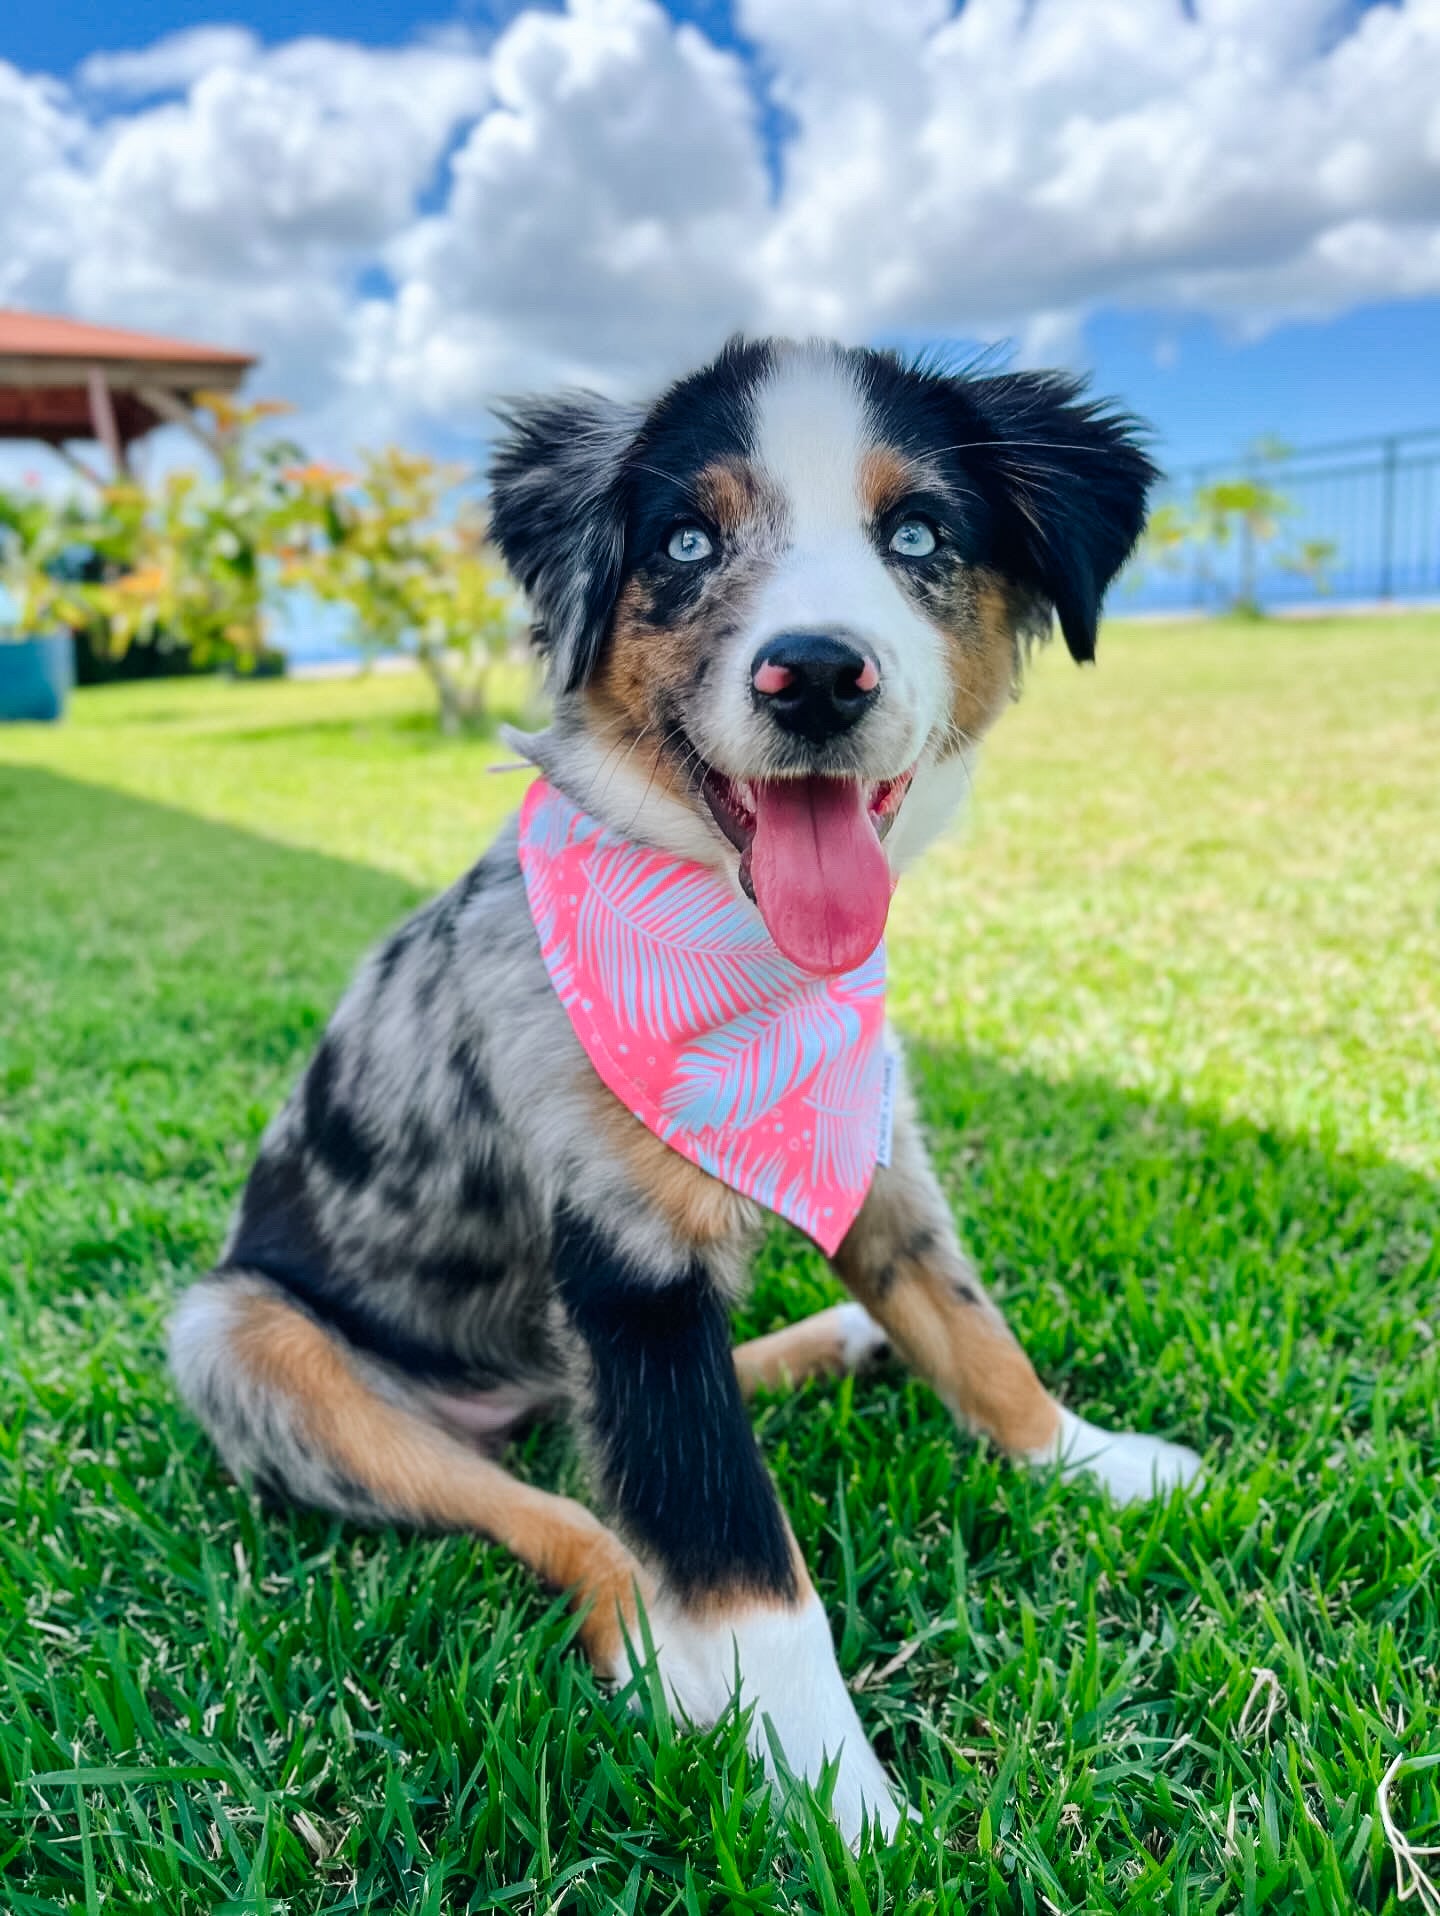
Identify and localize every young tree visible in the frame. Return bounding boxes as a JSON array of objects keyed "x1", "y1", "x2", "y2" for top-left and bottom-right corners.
[
  {"x1": 280, "y1": 449, "x2": 521, "y2": 733},
  {"x1": 1190, "y1": 473, "x2": 1291, "y2": 616},
  {"x1": 2, "y1": 401, "x2": 523, "y2": 727}
]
